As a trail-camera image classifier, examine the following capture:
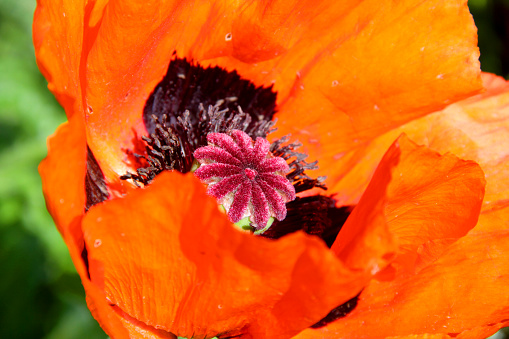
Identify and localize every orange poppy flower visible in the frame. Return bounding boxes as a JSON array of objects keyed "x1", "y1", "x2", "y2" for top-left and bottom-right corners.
[{"x1": 33, "y1": 0, "x2": 507, "y2": 338}]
